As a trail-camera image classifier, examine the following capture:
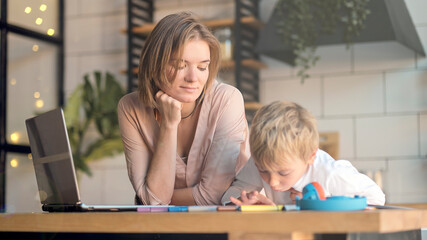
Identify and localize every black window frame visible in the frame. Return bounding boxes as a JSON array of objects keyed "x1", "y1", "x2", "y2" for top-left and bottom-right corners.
[{"x1": 0, "y1": 0, "x2": 64, "y2": 212}]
